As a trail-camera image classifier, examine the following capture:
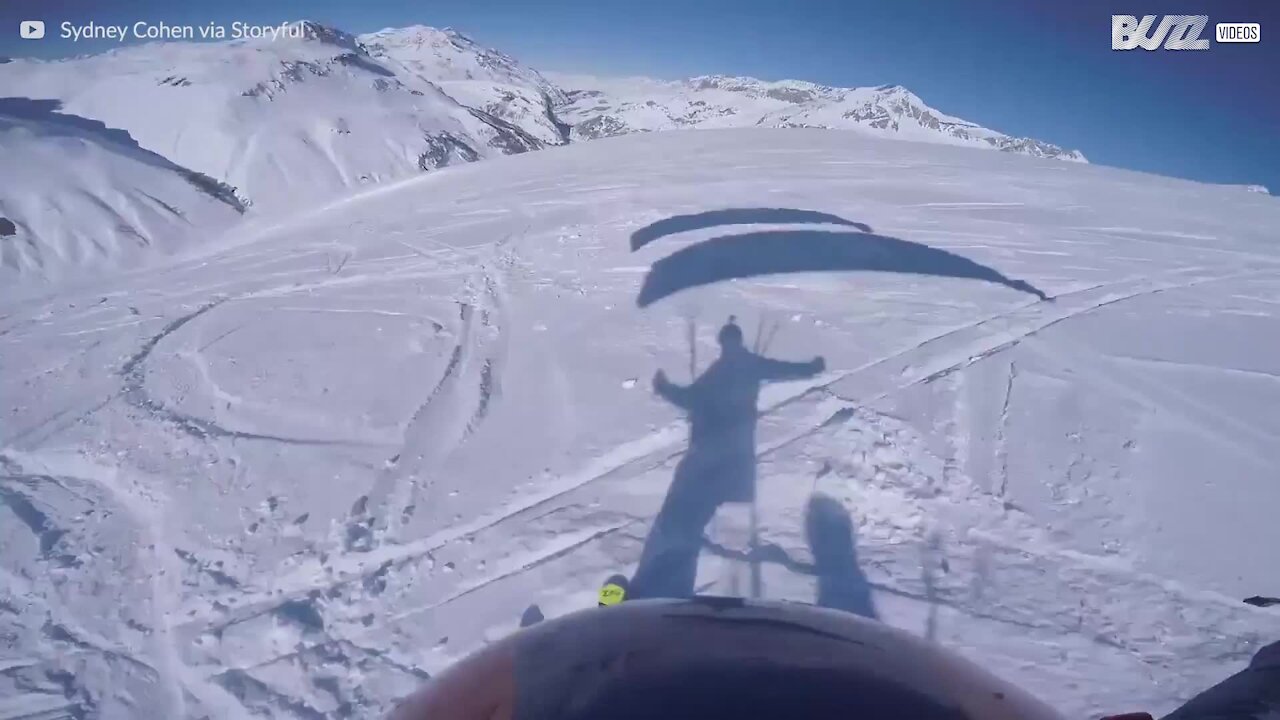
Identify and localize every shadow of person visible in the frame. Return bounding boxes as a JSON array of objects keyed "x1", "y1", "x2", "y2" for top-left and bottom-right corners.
[
  {"x1": 629, "y1": 318, "x2": 825, "y2": 600},
  {"x1": 805, "y1": 493, "x2": 878, "y2": 620}
]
